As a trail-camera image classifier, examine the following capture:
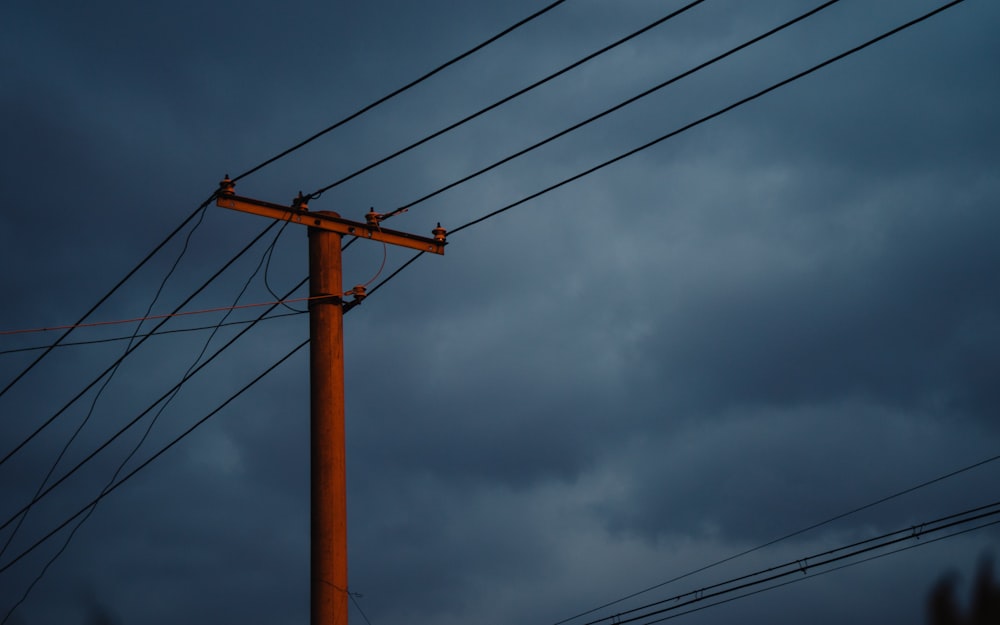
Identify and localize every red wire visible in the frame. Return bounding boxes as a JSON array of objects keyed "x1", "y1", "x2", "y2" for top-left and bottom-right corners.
[{"x1": 0, "y1": 295, "x2": 328, "y2": 336}]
